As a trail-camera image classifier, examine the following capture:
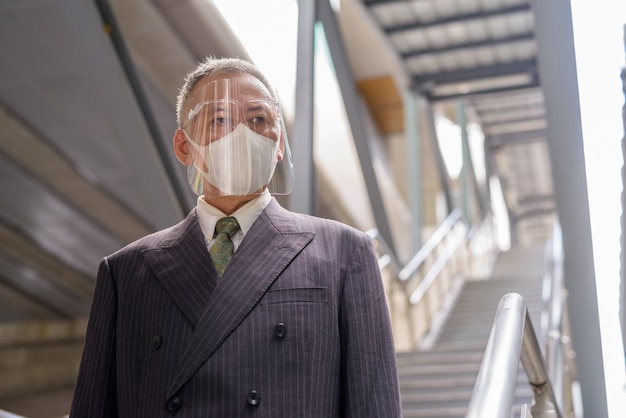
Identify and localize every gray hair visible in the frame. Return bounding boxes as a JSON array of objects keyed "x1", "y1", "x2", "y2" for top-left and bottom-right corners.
[{"x1": 175, "y1": 56, "x2": 277, "y2": 128}]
